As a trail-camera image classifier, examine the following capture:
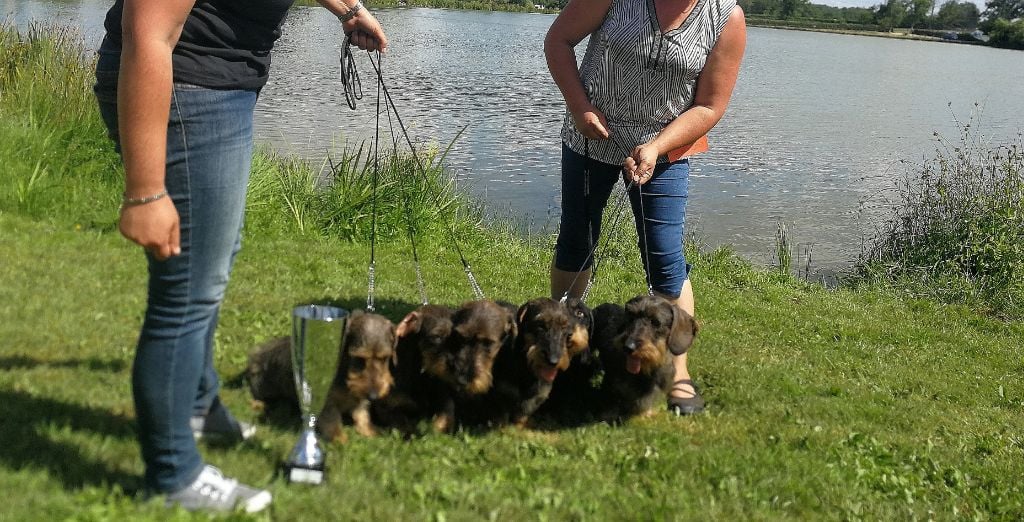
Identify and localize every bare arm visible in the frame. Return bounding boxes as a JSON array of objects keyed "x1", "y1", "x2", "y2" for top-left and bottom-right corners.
[
  {"x1": 117, "y1": 0, "x2": 195, "y2": 260},
  {"x1": 316, "y1": 0, "x2": 389, "y2": 51},
  {"x1": 544, "y1": 0, "x2": 613, "y2": 140},
  {"x1": 626, "y1": 6, "x2": 747, "y2": 182}
]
